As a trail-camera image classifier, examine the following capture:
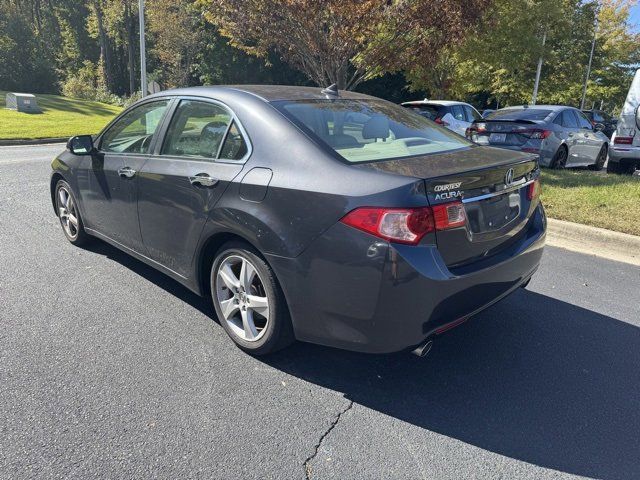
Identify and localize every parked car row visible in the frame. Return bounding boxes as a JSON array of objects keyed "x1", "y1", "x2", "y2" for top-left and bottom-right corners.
[{"x1": 401, "y1": 69, "x2": 640, "y2": 174}]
